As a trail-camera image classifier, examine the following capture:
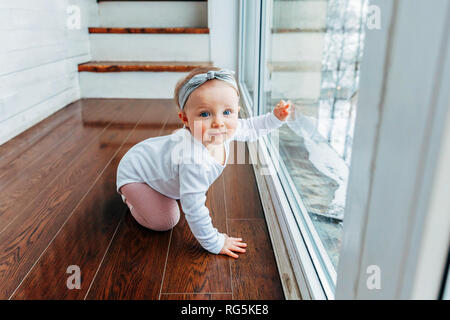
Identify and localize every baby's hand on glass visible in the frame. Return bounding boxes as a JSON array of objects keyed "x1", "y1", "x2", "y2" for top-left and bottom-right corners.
[
  {"x1": 273, "y1": 99, "x2": 292, "y2": 121},
  {"x1": 219, "y1": 234, "x2": 247, "y2": 259}
]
